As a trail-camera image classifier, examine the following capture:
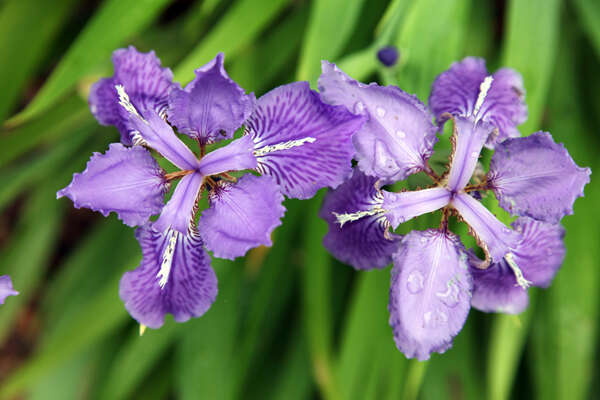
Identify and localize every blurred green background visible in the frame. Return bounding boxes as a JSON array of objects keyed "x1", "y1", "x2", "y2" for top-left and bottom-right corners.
[{"x1": 0, "y1": 0, "x2": 599, "y2": 398}]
